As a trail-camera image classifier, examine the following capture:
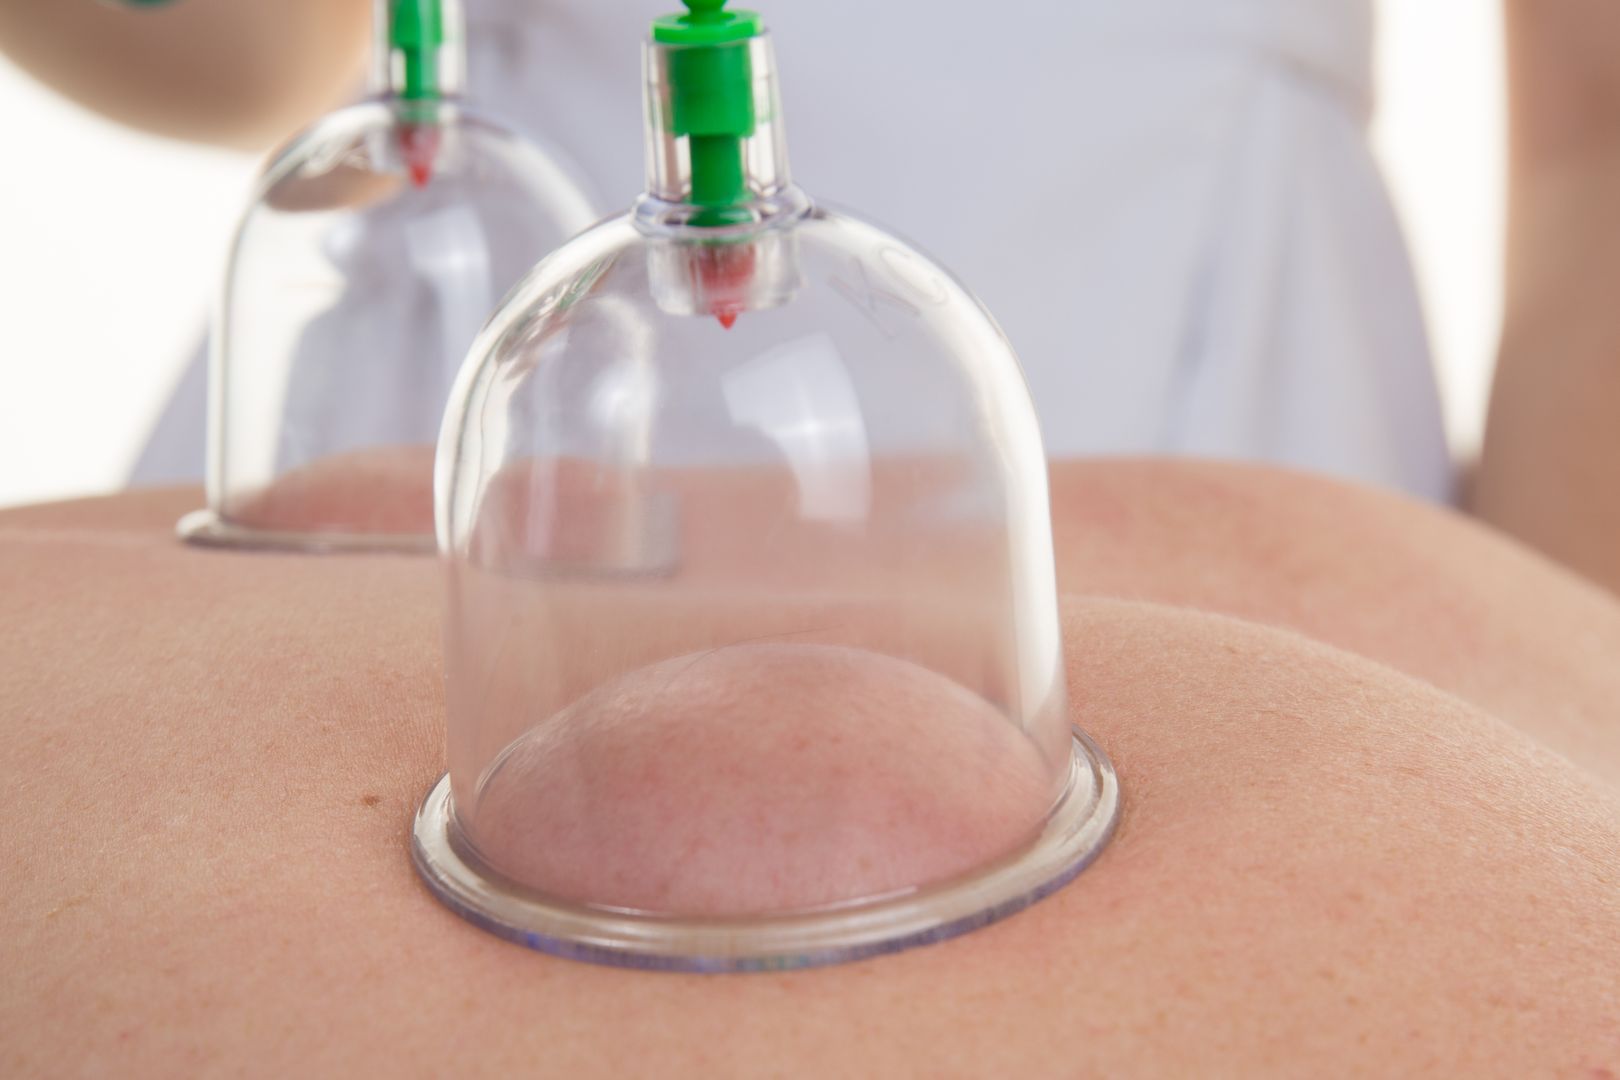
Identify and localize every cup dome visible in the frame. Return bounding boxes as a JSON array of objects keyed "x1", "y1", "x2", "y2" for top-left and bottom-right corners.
[
  {"x1": 413, "y1": 14, "x2": 1117, "y2": 971},
  {"x1": 179, "y1": 5, "x2": 595, "y2": 552}
]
